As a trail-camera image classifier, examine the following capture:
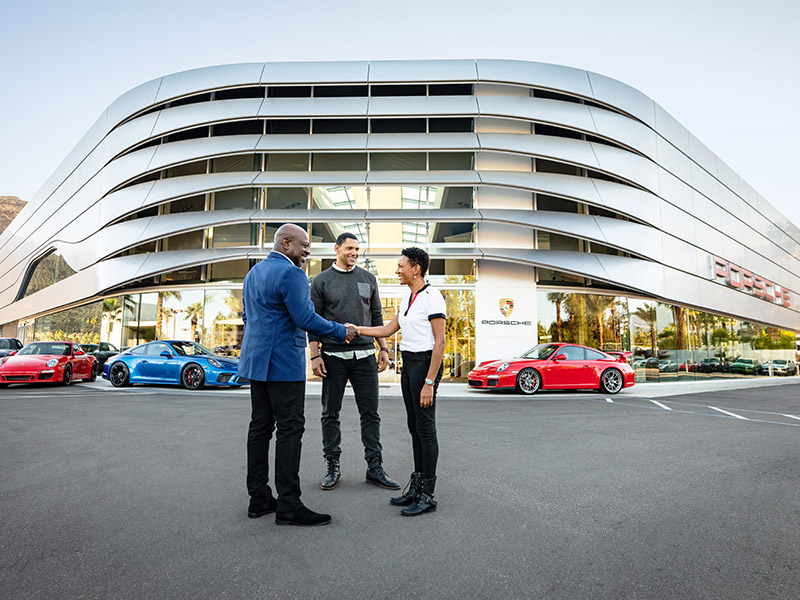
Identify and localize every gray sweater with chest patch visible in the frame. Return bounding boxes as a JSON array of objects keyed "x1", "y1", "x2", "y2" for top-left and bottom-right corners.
[{"x1": 308, "y1": 266, "x2": 384, "y2": 351}]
